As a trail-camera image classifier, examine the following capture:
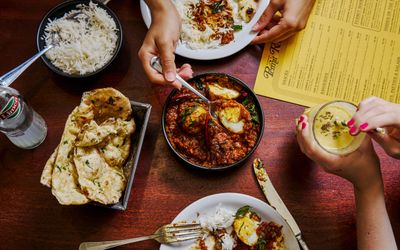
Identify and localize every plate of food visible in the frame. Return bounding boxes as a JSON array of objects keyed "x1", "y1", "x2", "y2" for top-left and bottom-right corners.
[
  {"x1": 37, "y1": 0, "x2": 122, "y2": 77},
  {"x1": 162, "y1": 73, "x2": 264, "y2": 170},
  {"x1": 160, "y1": 193, "x2": 299, "y2": 250},
  {"x1": 40, "y1": 88, "x2": 151, "y2": 210},
  {"x1": 140, "y1": 0, "x2": 269, "y2": 60}
]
